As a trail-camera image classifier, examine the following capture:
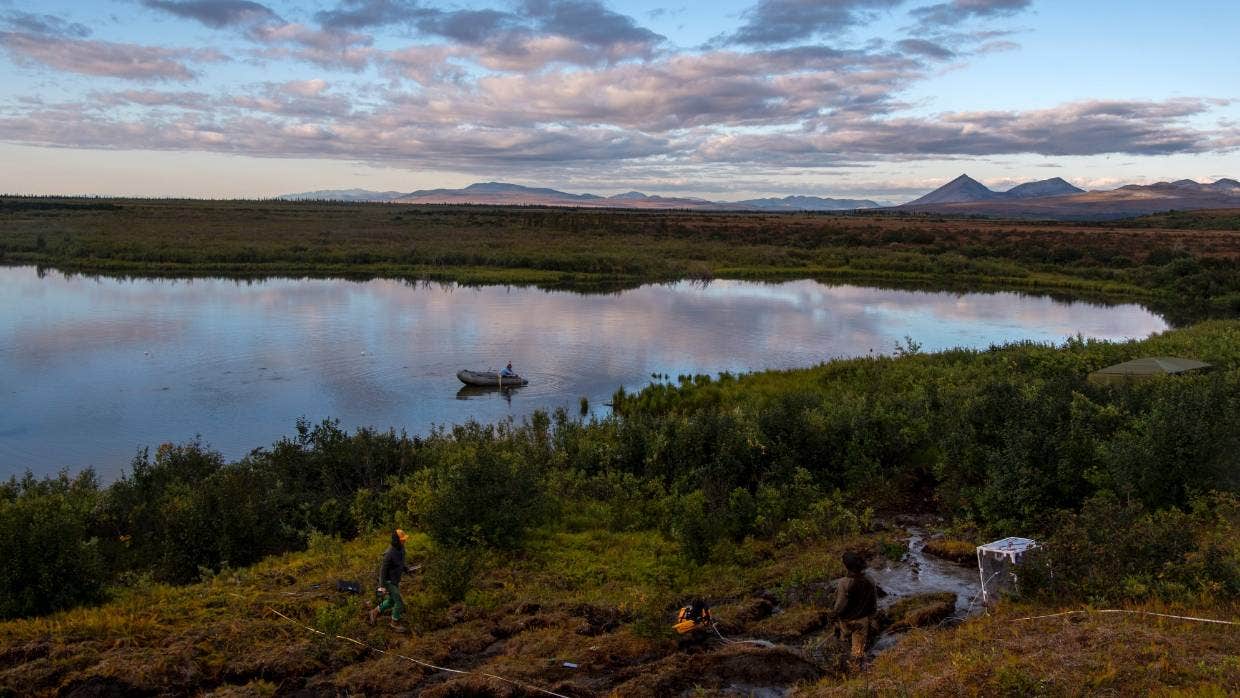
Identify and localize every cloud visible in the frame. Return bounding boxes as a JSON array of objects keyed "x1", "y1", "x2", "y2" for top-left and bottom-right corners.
[
  {"x1": 519, "y1": 0, "x2": 663, "y2": 52},
  {"x1": 895, "y1": 38, "x2": 954, "y2": 59},
  {"x1": 0, "y1": 32, "x2": 221, "y2": 81},
  {"x1": 697, "y1": 99, "x2": 1232, "y2": 165},
  {"x1": 230, "y1": 80, "x2": 353, "y2": 118},
  {"x1": 382, "y1": 43, "x2": 466, "y2": 83},
  {"x1": 391, "y1": 46, "x2": 920, "y2": 131},
  {"x1": 1, "y1": 11, "x2": 91, "y2": 37},
  {"x1": 246, "y1": 23, "x2": 374, "y2": 70},
  {"x1": 315, "y1": 0, "x2": 422, "y2": 30},
  {"x1": 723, "y1": 0, "x2": 903, "y2": 46},
  {"x1": 910, "y1": 0, "x2": 1031, "y2": 27},
  {"x1": 1, "y1": 95, "x2": 1234, "y2": 188},
  {"x1": 316, "y1": 0, "x2": 663, "y2": 68},
  {"x1": 0, "y1": 104, "x2": 673, "y2": 169},
  {"x1": 1, "y1": 0, "x2": 1232, "y2": 190},
  {"x1": 140, "y1": 0, "x2": 280, "y2": 29},
  {"x1": 414, "y1": 8, "x2": 517, "y2": 44},
  {"x1": 142, "y1": 0, "x2": 375, "y2": 70},
  {"x1": 314, "y1": 0, "x2": 520, "y2": 45},
  {"x1": 93, "y1": 89, "x2": 213, "y2": 109},
  {"x1": 282, "y1": 78, "x2": 329, "y2": 97}
]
